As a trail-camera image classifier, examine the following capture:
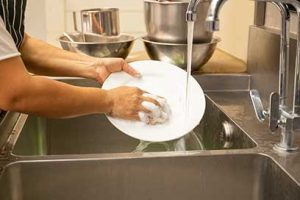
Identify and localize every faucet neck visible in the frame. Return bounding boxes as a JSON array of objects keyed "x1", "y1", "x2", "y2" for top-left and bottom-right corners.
[
  {"x1": 186, "y1": 0, "x2": 228, "y2": 31},
  {"x1": 186, "y1": 0, "x2": 202, "y2": 21},
  {"x1": 206, "y1": 0, "x2": 228, "y2": 31}
]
